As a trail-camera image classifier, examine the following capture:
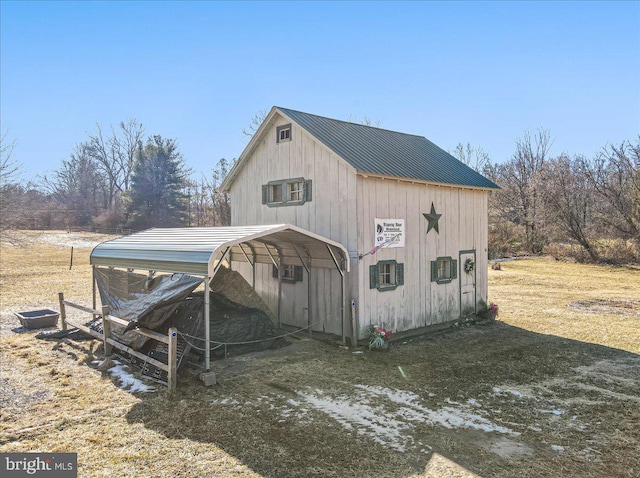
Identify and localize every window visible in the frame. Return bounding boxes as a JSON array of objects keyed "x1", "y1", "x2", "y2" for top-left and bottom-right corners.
[
  {"x1": 431, "y1": 256, "x2": 457, "y2": 284},
  {"x1": 289, "y1": 181, "x2": 303, "y2": 201},
  {"x1": 379, "y1": 262, "x2": 394, "y2": 286},
  {"x1": 277, "y1": 124, "x2": 292, "y2": 143},
  {"x1": 262, "y1": 178, "x2": 312, "y2": 207},
  {"x1": 370, "y1": 260, "x2": 404, "y2": 291},
  {"x1": 270, "y1": 183, "x2": 283, "y2": 203},
  {"x1": 272, "y1": 264, "x2": 303, "y2": 283}
]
